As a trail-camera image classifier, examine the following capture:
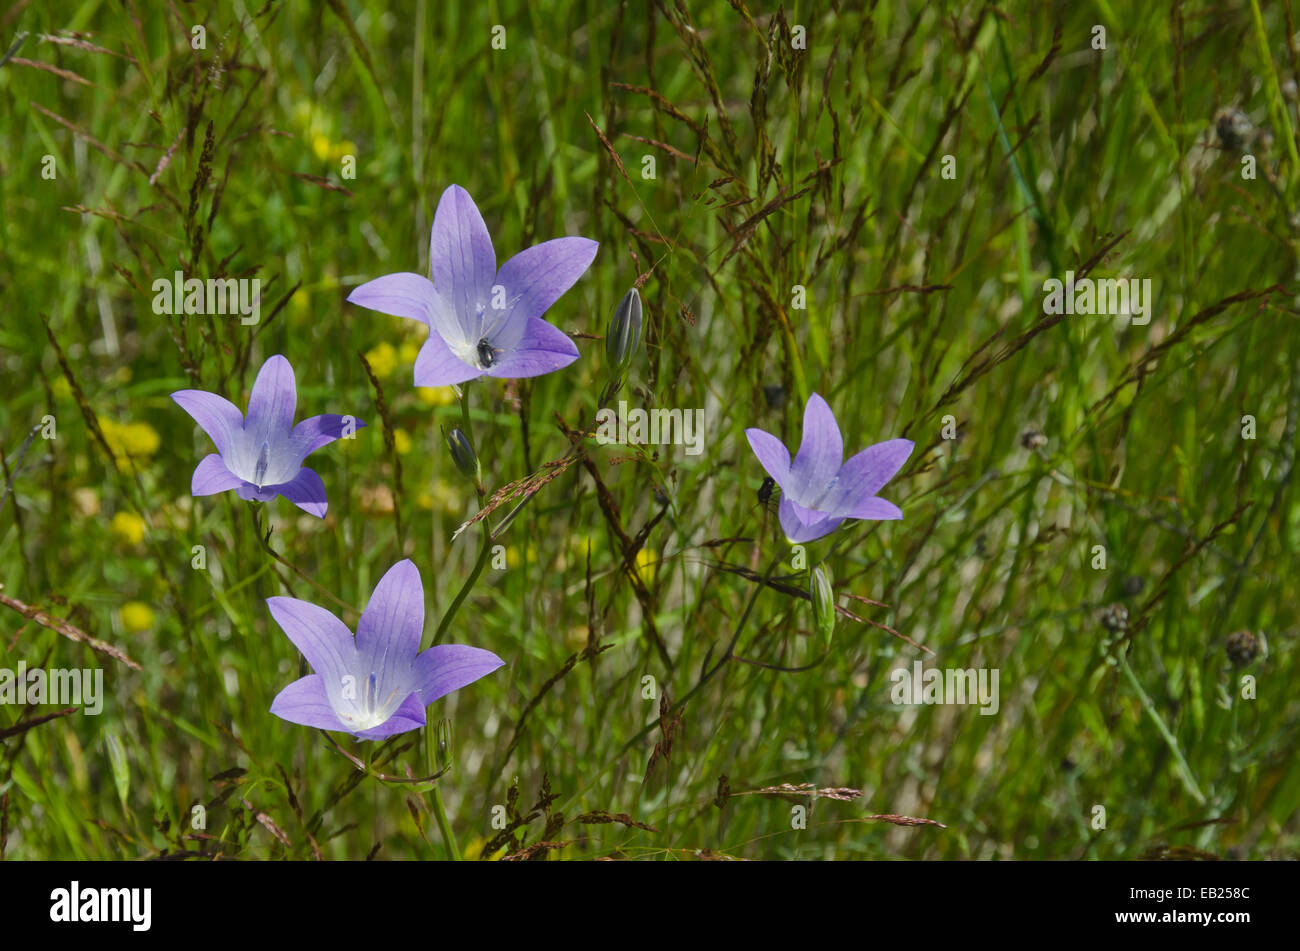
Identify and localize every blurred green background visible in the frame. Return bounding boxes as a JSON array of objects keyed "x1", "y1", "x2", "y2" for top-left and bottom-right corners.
[{"x1": 0, "y1": 0, "x2": 1297, "y2": 859}]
